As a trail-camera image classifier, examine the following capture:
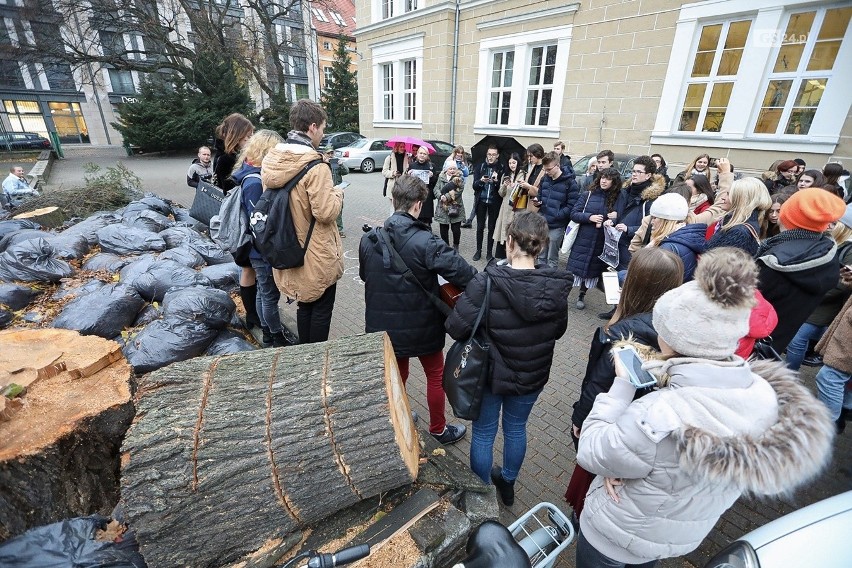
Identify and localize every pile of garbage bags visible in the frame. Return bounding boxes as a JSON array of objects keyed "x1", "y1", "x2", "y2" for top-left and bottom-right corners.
[{"x1": 0, "y1": 193, "x2": 256, "y2": 372}]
